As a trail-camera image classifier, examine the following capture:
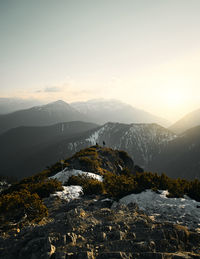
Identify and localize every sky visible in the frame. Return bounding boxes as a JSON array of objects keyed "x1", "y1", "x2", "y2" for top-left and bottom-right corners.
[{"x1": 1, "y1": 0, "x2": 200, "y2": 122}]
